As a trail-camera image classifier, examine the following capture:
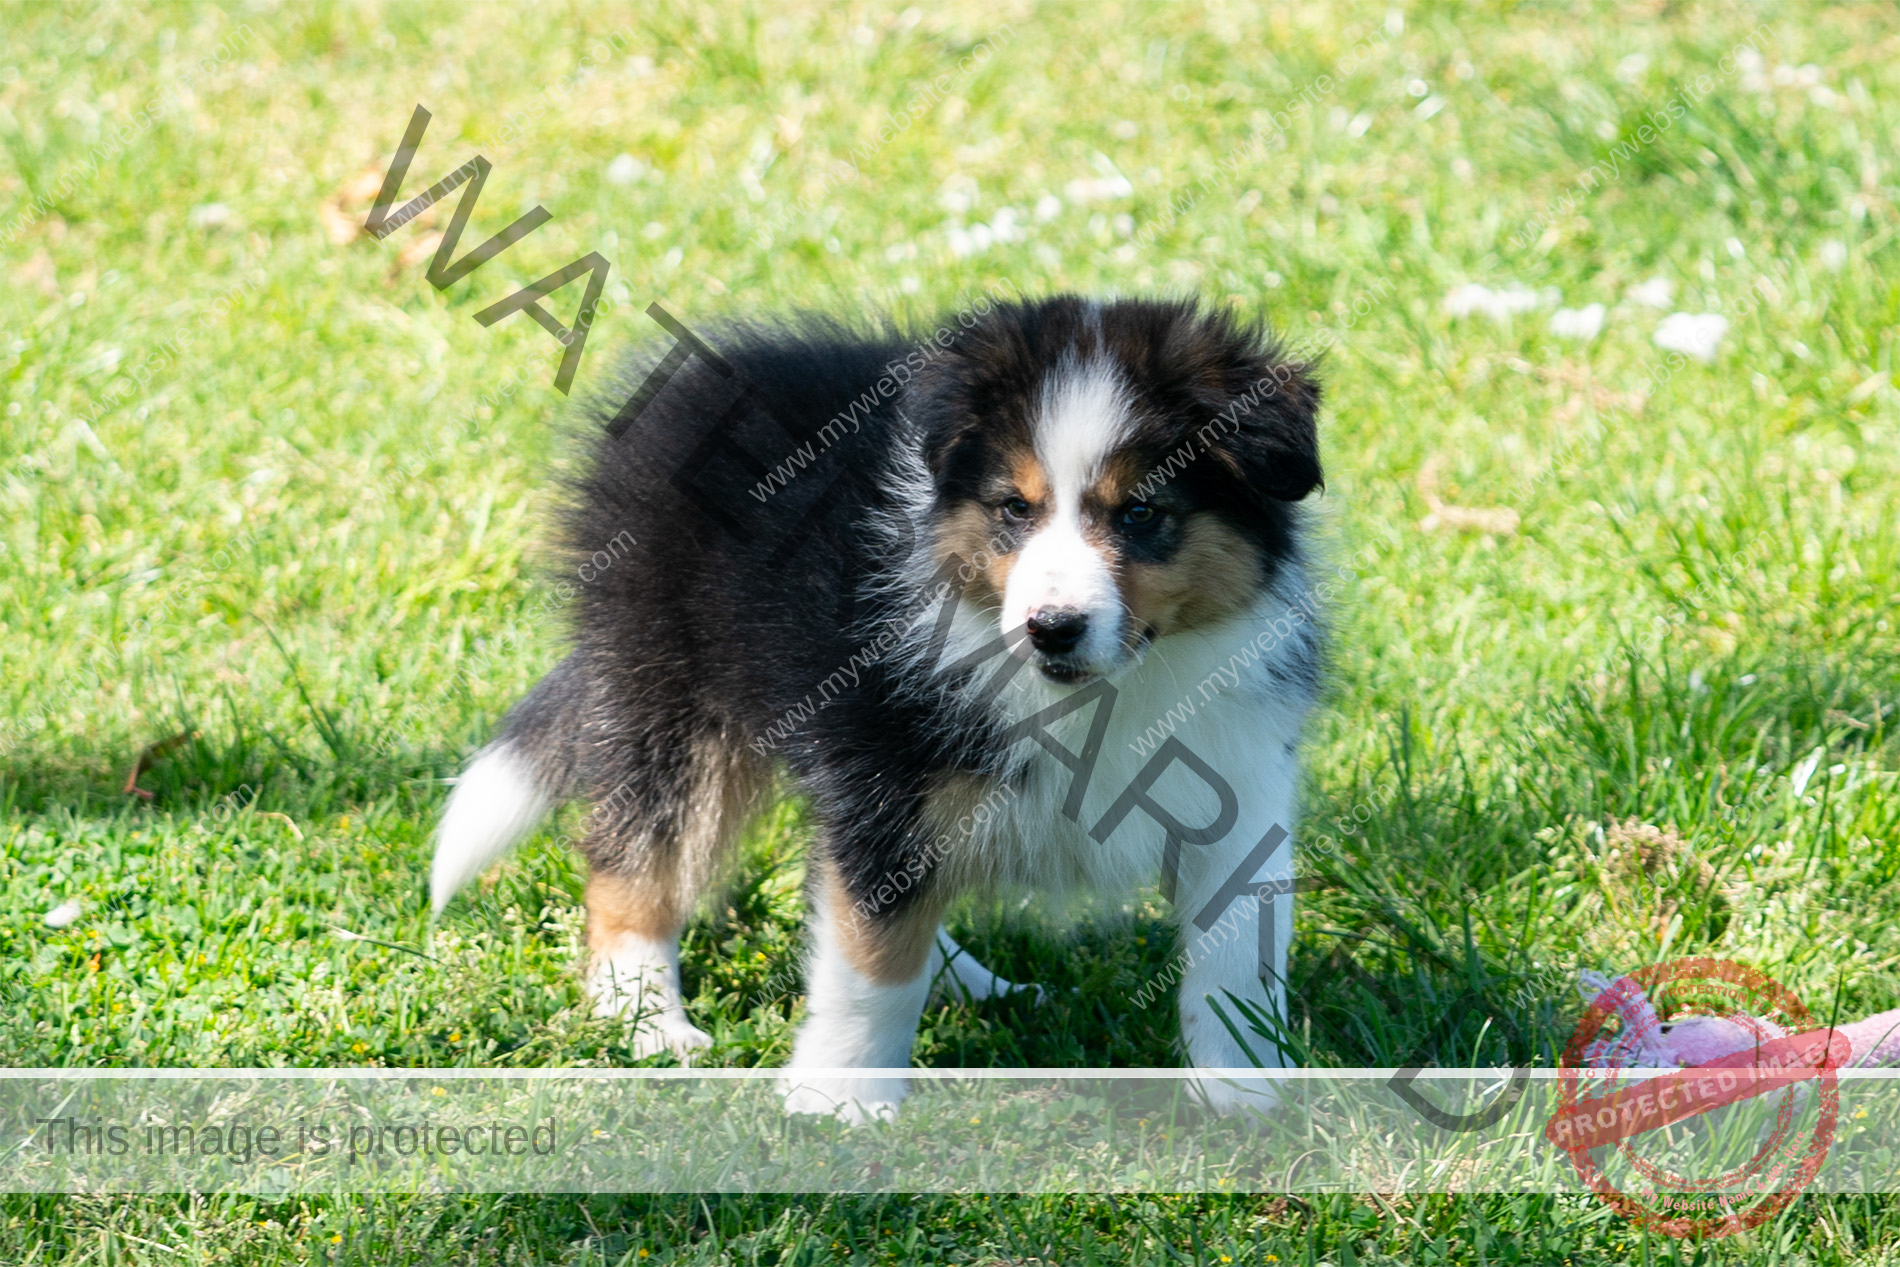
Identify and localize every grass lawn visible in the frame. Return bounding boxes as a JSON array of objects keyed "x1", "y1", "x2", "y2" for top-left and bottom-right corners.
[{"x1": 4, "y1": 0, "x2": 1900, "y2": 1259}]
